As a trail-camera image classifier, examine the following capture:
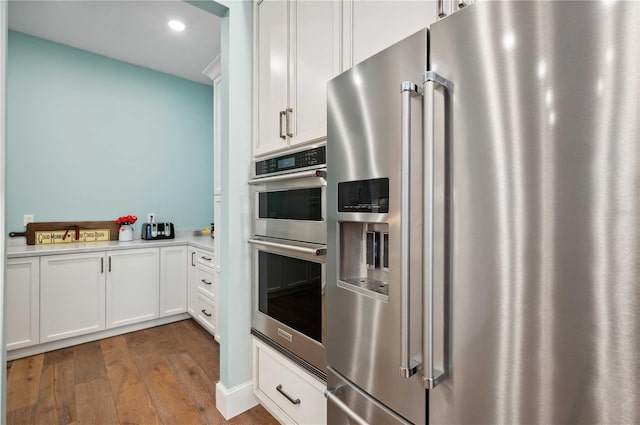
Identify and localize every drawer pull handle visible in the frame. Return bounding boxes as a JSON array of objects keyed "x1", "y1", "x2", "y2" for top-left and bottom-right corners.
[
  {"x1": 201, "y1": 309, "x2": 212, "y2": 317},
  {"x1": 201, "y1": 279, "x2": 212, "y2": 285},
  {"x1": 276, "y1": 384, "x2": 300, "y2": 405},
  {"x1": 201, "y1": 256, "x2": 212, "y2": 261}
]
